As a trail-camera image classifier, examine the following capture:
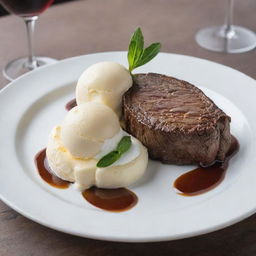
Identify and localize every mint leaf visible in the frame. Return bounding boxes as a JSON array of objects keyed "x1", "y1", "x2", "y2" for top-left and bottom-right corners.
[
  {"x1": 127, "y1": 28, "x2": 161, "y2": 73},
  {"x1": 128, "y1": 28, "x2": 144, "y2": 72},
  {"x1": 96, "y1": 151, "x2": 121, "y2": 168},
  {"x1": 117, "y1": 136, "x2": 132, "y2": 154},
  {"x1": 134, "y1": 43, "x2": 161, "y2": 68},
  {"x1": 96, "y1": 136, "x2": 132, "y2": 168},
  {"x1": 128, "y1": 41, "x2": 137, "y2": 70}
]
